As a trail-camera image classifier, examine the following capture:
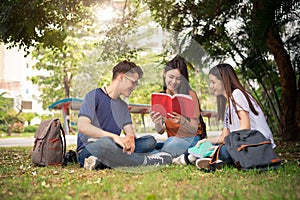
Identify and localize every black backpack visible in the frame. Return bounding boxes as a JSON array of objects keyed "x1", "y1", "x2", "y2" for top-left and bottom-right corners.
[
  {"x1": 224, "y1": 129, "x2": 281, "y2": 170},
  {"x1": 32, "y1": 119, "x2": 66, "y2": 166}
]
